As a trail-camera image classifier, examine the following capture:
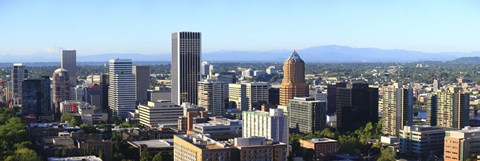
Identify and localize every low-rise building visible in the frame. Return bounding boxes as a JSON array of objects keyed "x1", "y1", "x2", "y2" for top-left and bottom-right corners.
[
  {"x1": 48, "y1": 156, "x2": 103, "y2": 161},
  {"x1": 138, "y1": 101, "x2": 183, "y2": 127},
  {"x1": 299, "y1": 138, "x2": 339, "y2": 160},
  {"x1": 399, "y1": 125, "x2": 453, "y2": 157},
  {"x1": 444, "y1": 126, "x2": 480, "y2": 161},
  {"x1": 128, "y1": 139, "x2": 174, "y2": 158},
  {"x1": 190, "y1": 118, "x2": 242, "y2": 140}
]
